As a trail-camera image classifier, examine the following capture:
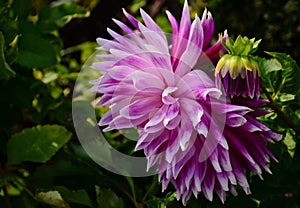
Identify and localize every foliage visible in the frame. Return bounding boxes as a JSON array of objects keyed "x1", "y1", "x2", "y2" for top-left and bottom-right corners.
[{"x1": 0, "y1": 0, "x2": 300, "y2": 208}]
